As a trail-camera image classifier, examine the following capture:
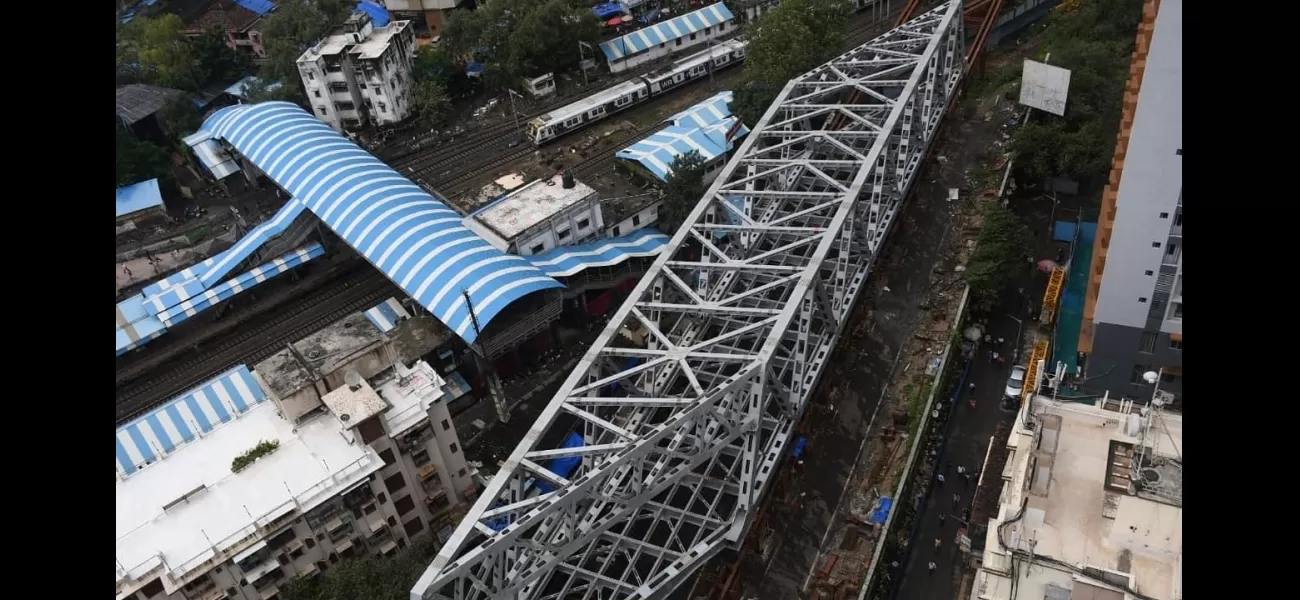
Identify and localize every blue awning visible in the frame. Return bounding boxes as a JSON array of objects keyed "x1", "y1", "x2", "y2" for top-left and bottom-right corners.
[
  {"x1": 600, "y1": 3, "x2": 734, "y2": 61},
  {"x1": 364, "y1": 297, "x2": 411, "y2": 333},
  {"x1": 116, "y1": 179, "x2": 164, "y2": 219},
  {"x1": 527, "y1": 230, "x2": 670, "y2": 278},
  {"x1": 199, "y1": 102, "x2": 563, "y2": 344},
  {"x1": 116, "y1": 243, "x2": 325, "y2": 355},
  {"x1": 115, "y1": 365, "x2": 268, "y2": 478}
]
